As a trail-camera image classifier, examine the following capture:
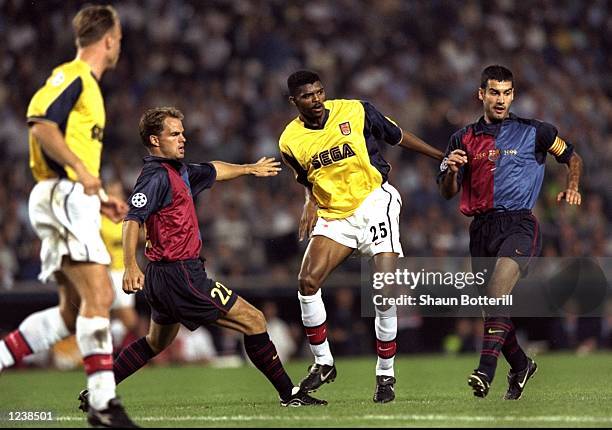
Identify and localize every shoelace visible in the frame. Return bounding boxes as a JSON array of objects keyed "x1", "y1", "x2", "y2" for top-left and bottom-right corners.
[{"x1": 376, "y1": 383, "x2": 391, "y2": 397}]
